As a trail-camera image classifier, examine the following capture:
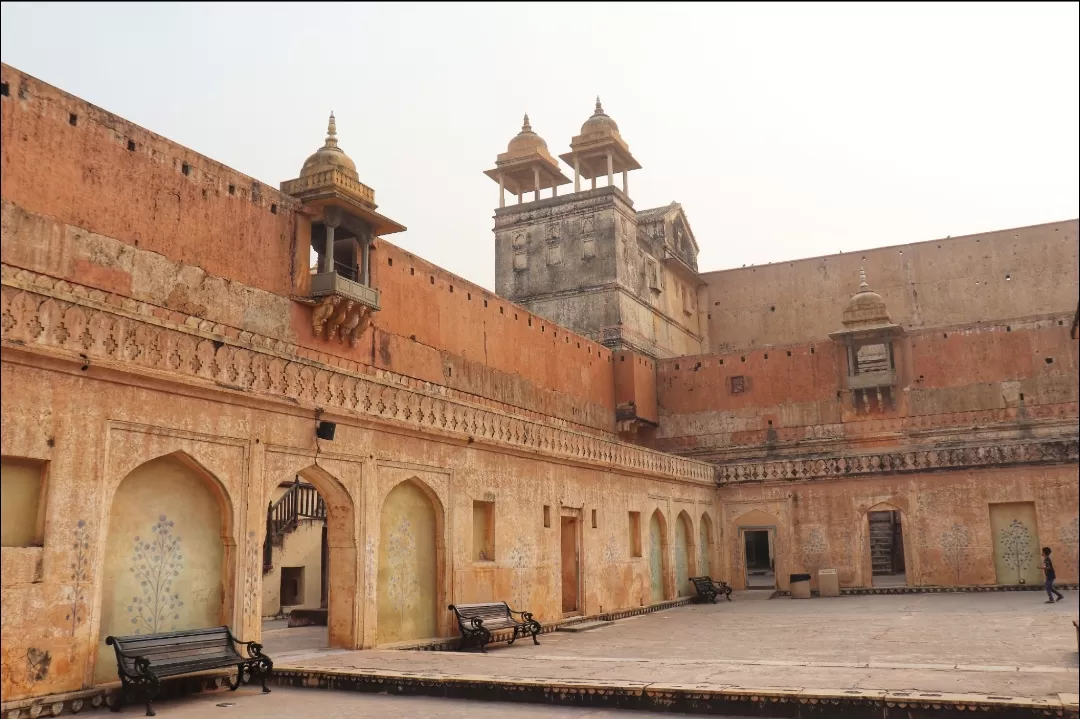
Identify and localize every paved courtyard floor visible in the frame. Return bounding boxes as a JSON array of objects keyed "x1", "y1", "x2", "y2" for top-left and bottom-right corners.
[{"x1": 264, "y1": 591, "x2": 1079, "y2": 701}]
